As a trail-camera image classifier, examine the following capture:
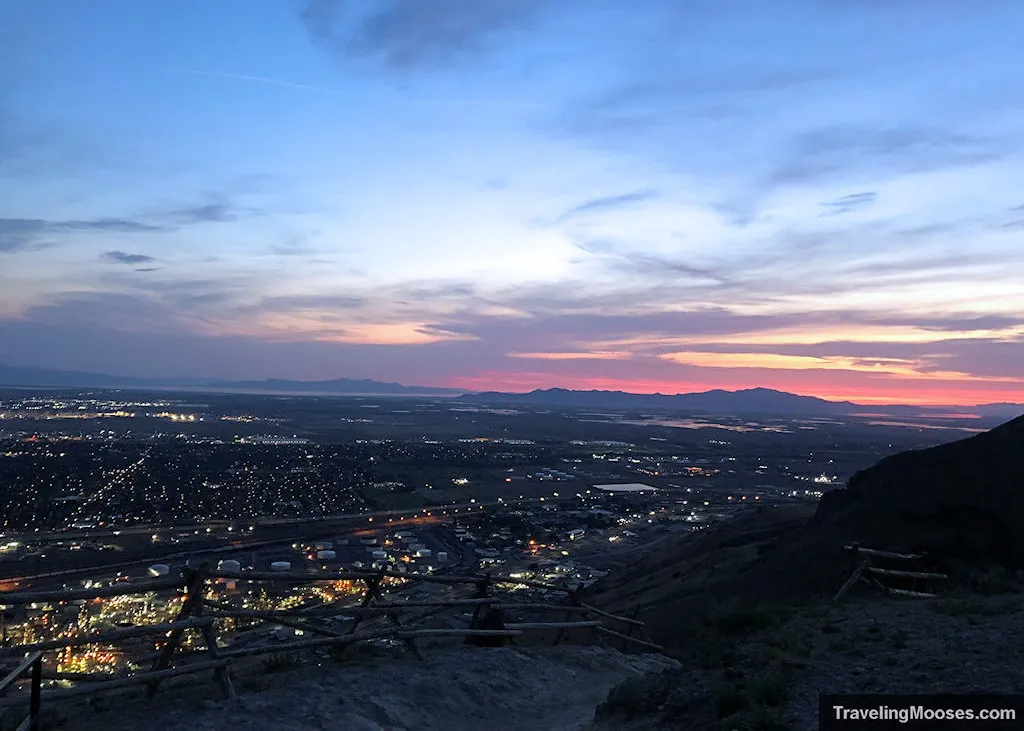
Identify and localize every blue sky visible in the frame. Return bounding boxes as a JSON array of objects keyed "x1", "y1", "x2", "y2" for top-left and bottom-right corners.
[{"x1": 2, "y1": 0, "x2": 1023, "y2": 404}]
